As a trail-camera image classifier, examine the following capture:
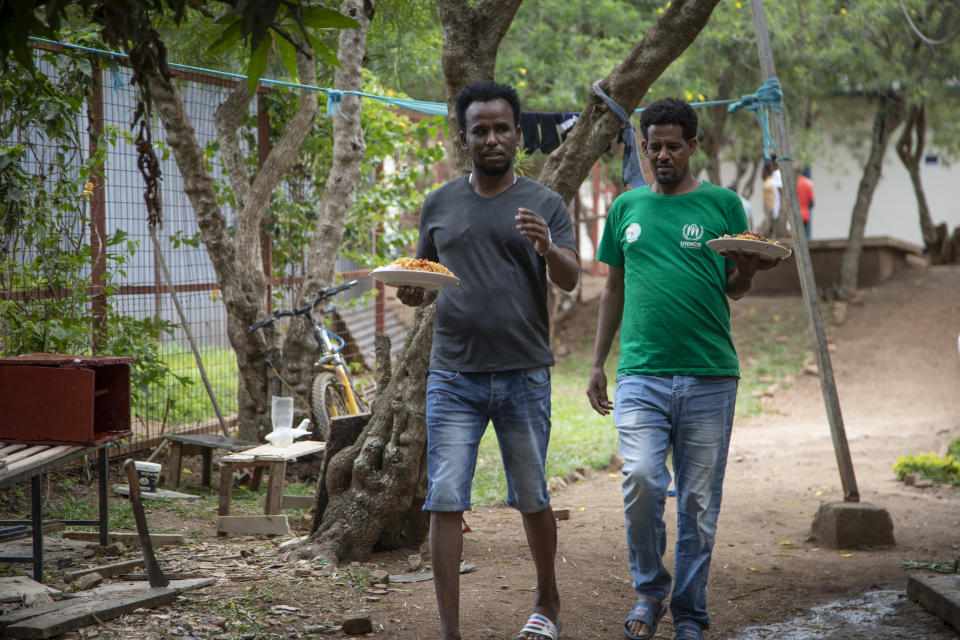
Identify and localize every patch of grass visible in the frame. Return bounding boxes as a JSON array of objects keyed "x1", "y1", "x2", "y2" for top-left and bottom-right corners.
[
  {"x1": 138, "y1": 346, "x2": 239, "y2": 427},
  {"x1": 44, "y1": 491, "x2": 136, "y2": 532},
  {"x1": 733, "y1": 304, "x2": 813, "y2": 416}
]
